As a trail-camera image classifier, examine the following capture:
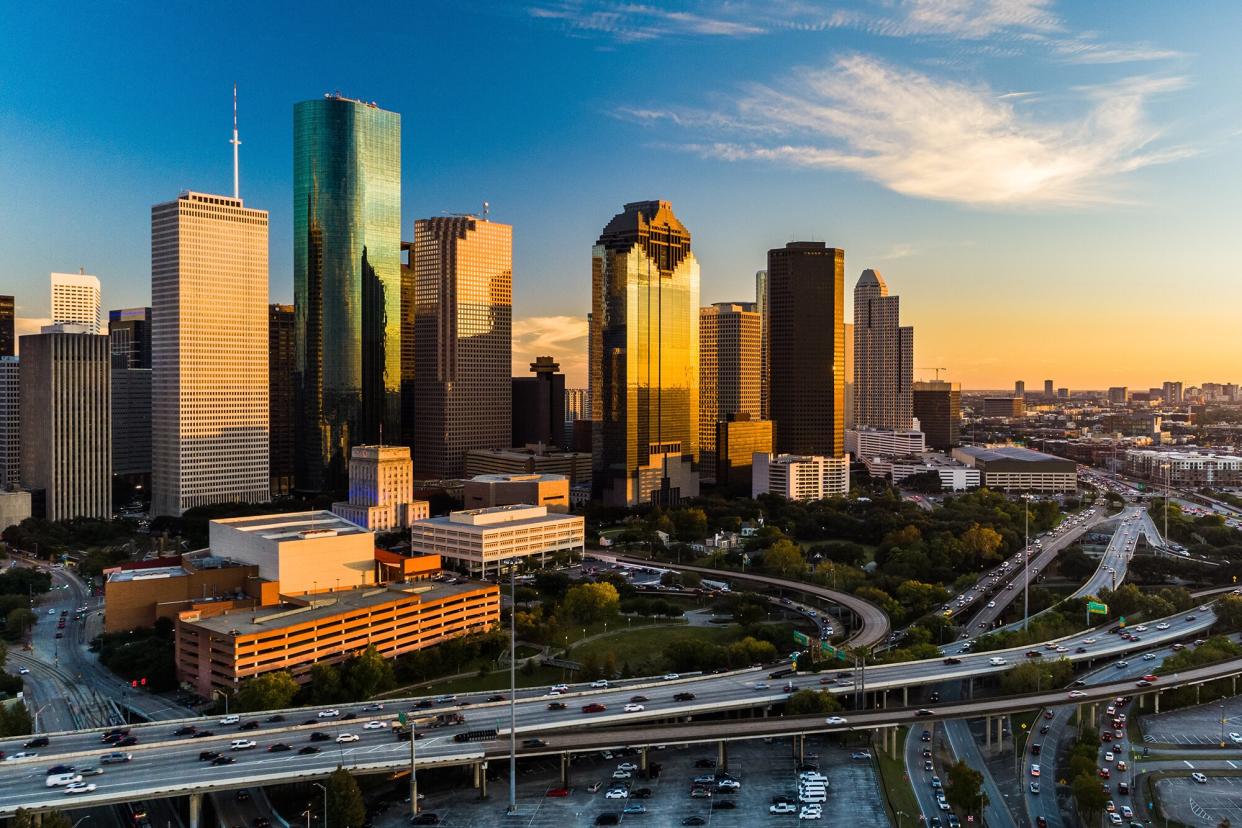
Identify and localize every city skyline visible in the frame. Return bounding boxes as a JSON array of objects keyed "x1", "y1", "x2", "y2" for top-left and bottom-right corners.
[{"x1": 2, "y1": 1, "x2": 1240, "y2": 390}]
